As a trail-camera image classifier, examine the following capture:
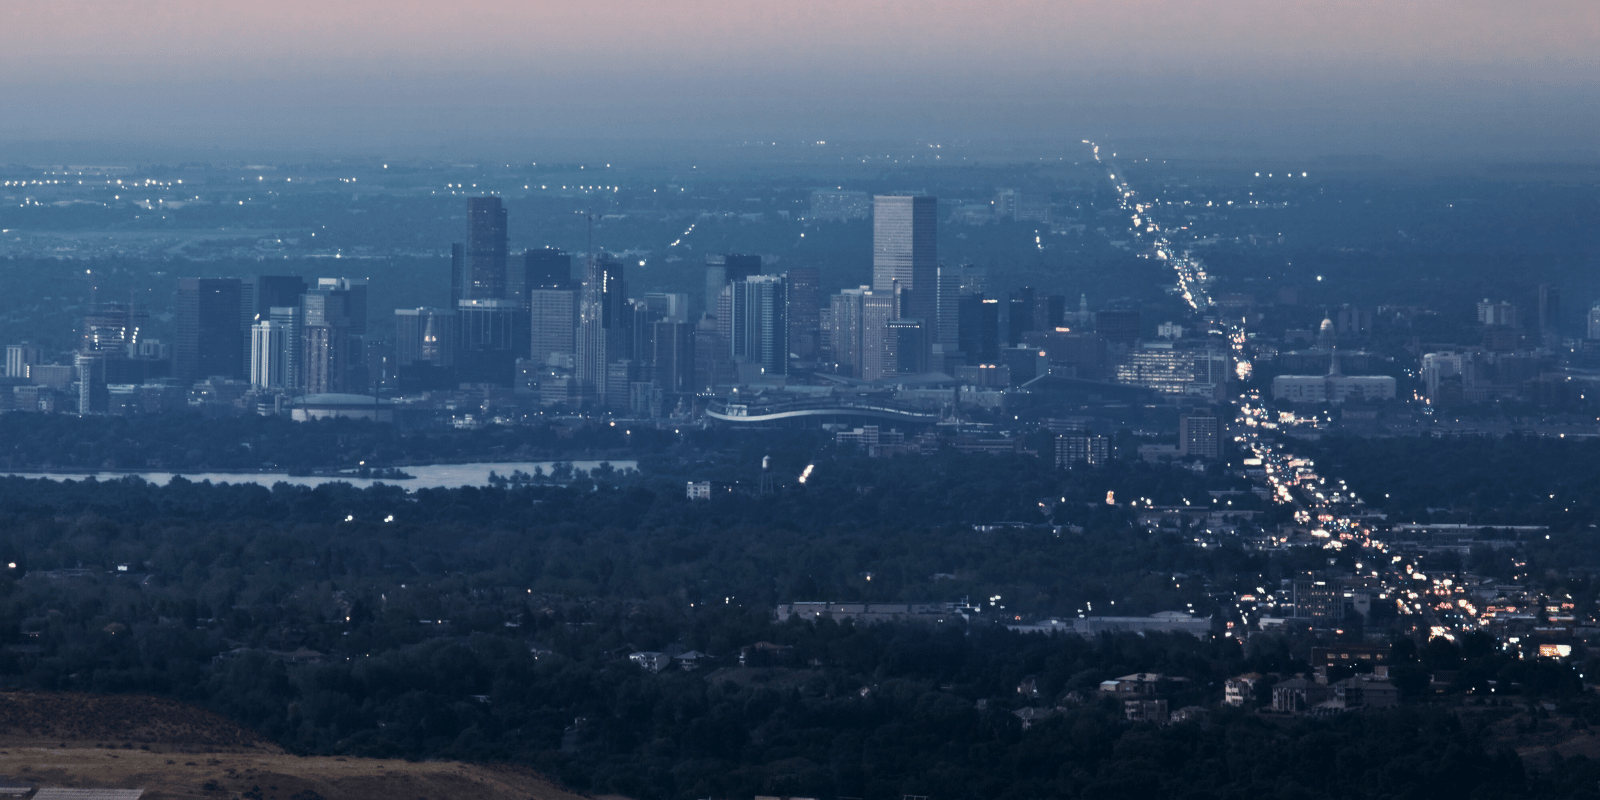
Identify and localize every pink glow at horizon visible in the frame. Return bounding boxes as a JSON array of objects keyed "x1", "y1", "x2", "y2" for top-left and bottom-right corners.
[
  {"x1": 1, "y1": 1, "x2": 1596, "y2": 154},
  {"x1": 7, "y1": 1, "x2": 1595, "y2": 83}
]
